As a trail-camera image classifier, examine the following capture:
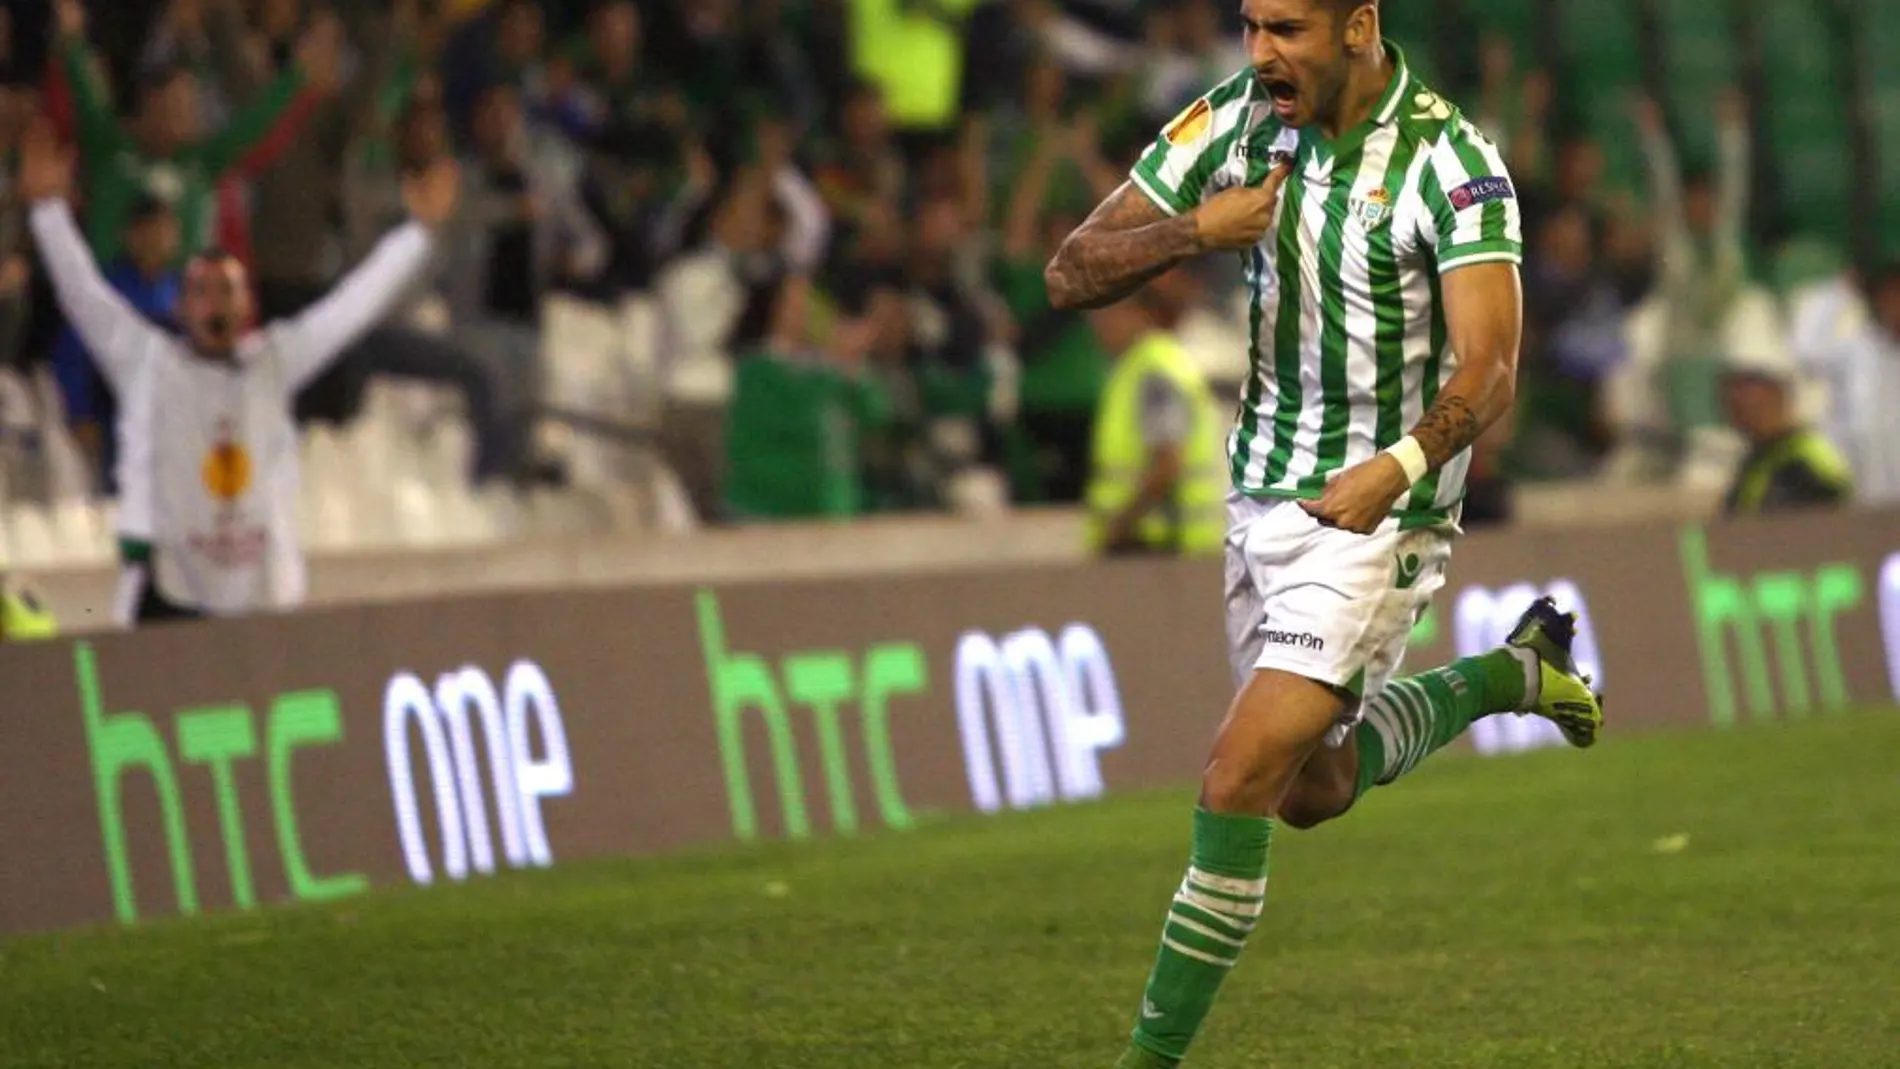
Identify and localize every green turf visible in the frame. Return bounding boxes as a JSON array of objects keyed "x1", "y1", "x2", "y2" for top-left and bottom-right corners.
[{"x1": 5, "y1": 711, "x2": 1899, "y2": 1068}]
